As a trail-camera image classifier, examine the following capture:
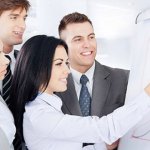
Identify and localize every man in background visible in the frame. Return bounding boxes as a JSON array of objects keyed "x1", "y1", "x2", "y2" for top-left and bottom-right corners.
[
  {"x1": 0, "y1": 0, "x2": 30, "y2": 149},
  {"x1": 57, "y1": 12, "x2": 129, "y2": 150},
  {"x1": 0, "y1": 0, "x2": 30, "y2": 106}
]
